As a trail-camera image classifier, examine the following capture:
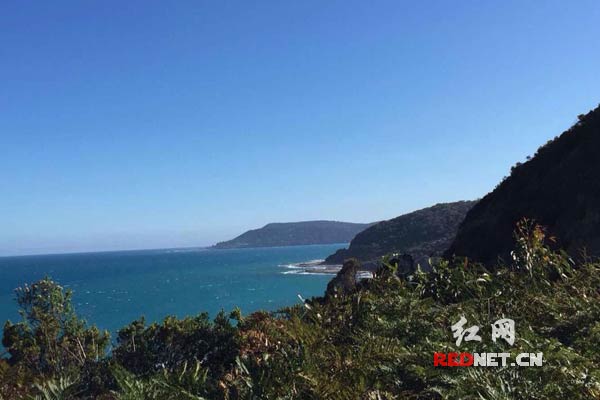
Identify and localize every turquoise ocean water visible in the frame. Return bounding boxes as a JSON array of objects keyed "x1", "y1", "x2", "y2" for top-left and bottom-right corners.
[{"x1": 0, "y1": 244, "x2": 343, "y2": 338}]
